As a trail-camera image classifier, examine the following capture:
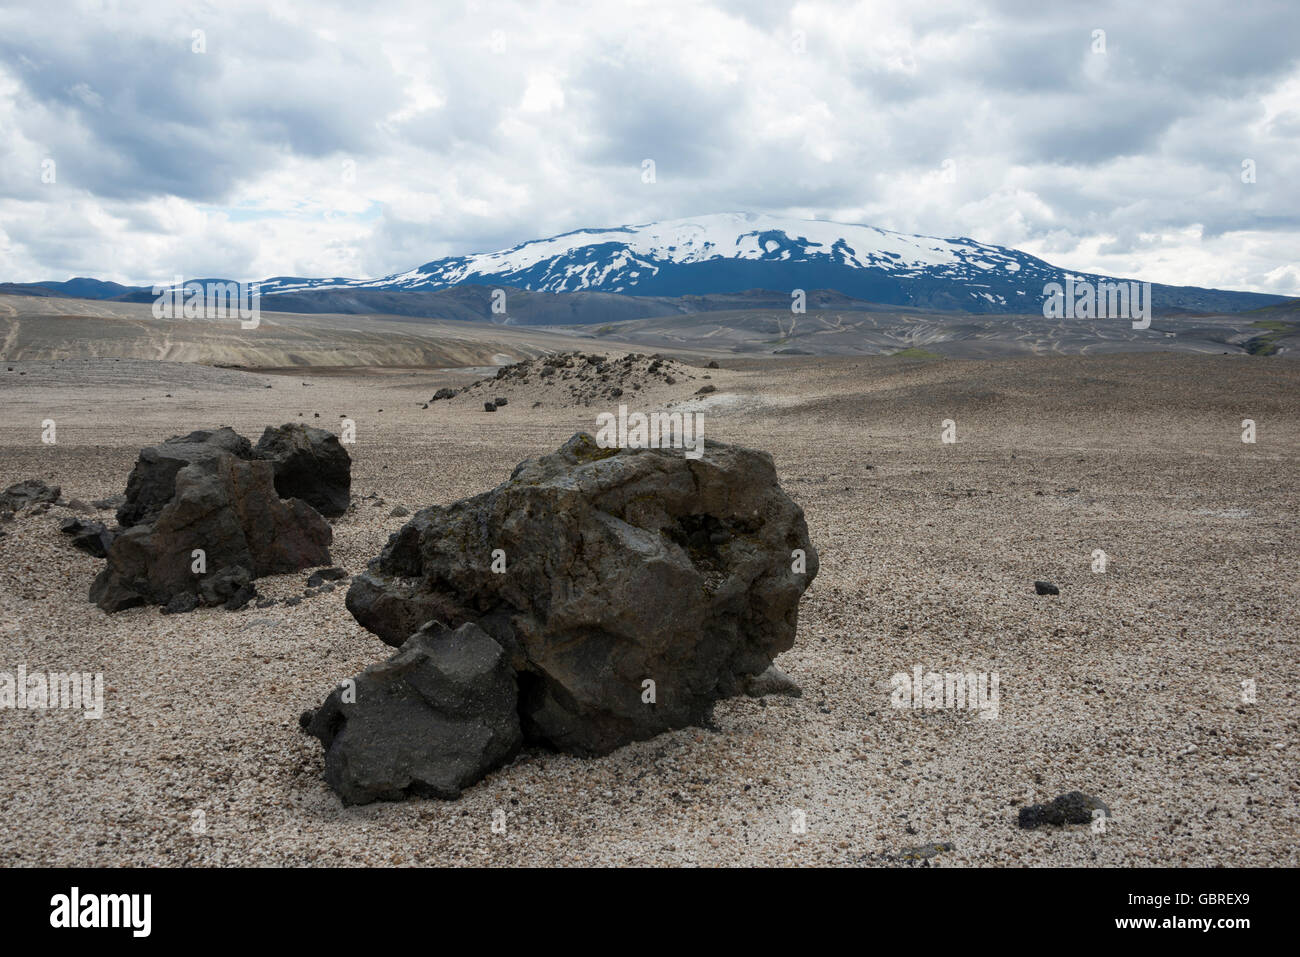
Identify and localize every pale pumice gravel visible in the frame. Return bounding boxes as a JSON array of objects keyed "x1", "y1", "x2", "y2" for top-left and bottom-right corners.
[{"x1": 0, "y1": 353, "x2": 1295, "y2": 867}]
